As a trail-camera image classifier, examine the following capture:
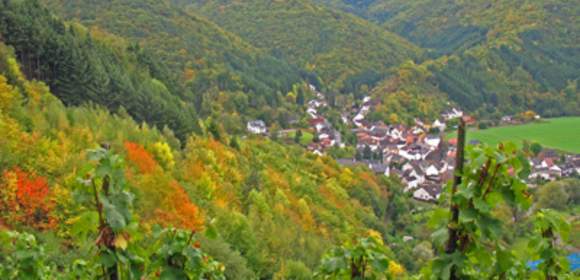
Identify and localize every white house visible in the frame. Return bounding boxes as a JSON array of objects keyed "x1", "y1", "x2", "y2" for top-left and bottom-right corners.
[
  {"x1": 406, "y1": 177, "x2": 422, "y2": 191},
  {"x1": 425, "y1": 135, "x2": 441, "y2": 147},
  {"x1": 529, "y1": 170, "x2": 550, "y2": 181},
  {"x1": 307, "y1": 107, "x2": 318, "y2": 118},
  {"x1": 425, "y1": 165, "x2": 439, "y2": 177},
  {"x1": 318, "y1": 133, "x2": 330, "y2": 140},
  {"x1": 314, "y1": 122, "x2": 328, "y2": 132},
  {"x1": 308, "y1": 100, "x2": 322, "y2": 108},
  {"x1": 403, "y1": 236, "x2": 414, "y2": 242},
  {"x1": 443, "y1": 108, "x2": 464, "y2": 120},
  {"x1": 549, "y1": 165, "x2": 562, "y2": 177},
  {"x1": 413, "y1": 188, "x2": 434, "y2": 201},
  {"x1": 432, "y1": 119, "x2": 446, "y2": 132},
  {"x1": 247, "y1": 120, "x2": 267, "y2": 134}
]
